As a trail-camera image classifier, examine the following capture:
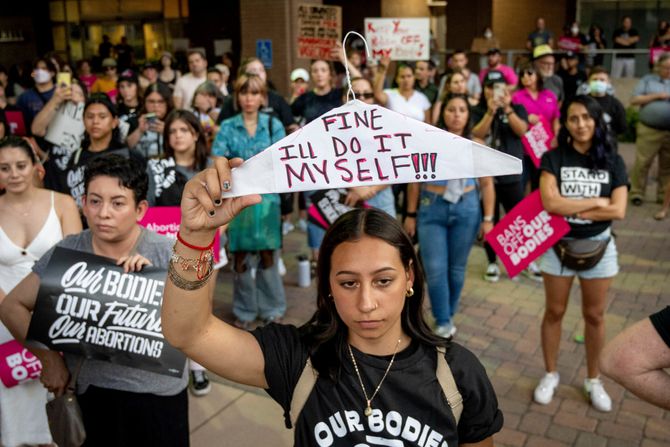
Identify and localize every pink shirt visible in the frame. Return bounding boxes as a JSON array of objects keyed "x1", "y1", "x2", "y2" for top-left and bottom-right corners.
[
  {"x1": 512, "y1": 88, "x2": 560, "y2": 124},
  {"x1": 479, "y1": 64, "x2": 518, "y2": 86}
]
